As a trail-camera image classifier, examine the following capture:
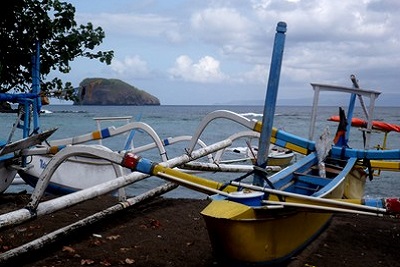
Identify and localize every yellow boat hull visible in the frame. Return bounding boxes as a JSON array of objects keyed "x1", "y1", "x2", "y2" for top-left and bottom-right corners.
[
  {"x1": 344, "y1": 165, "x2": 367, "y2": 199},
  {"x1": 267, "y1": 154, "x2": 294, "y2": 168},
  {"x1": 201, "y1": 167, "x2": 367, "y2": 265},
  {"x1": 201, "y1": 200, "x2": 332, "y2": 264}
]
